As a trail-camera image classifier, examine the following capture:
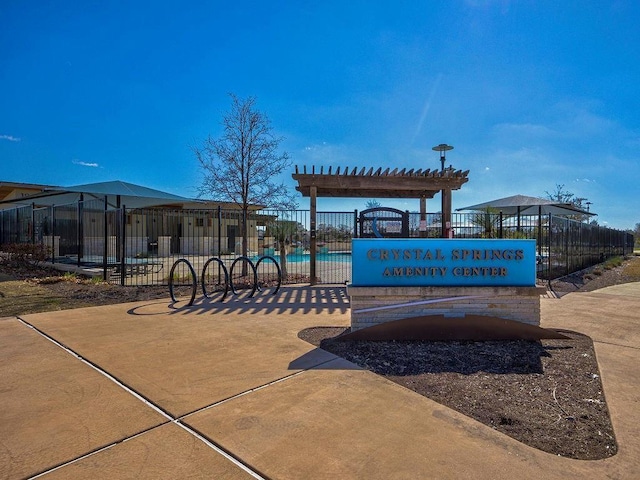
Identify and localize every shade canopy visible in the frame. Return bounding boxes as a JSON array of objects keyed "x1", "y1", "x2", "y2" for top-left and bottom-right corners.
[
  {"x1": 1, "y1": 180, "x2": 194, "y2": 209},
  {"x1": 456, "y1": 194, "x2": 595, "y2": 217}
]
